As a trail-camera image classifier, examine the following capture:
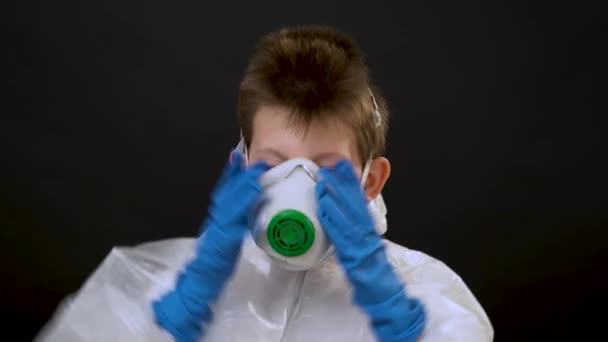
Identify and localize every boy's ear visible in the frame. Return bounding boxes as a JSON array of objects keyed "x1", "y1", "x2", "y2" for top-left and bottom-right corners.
[{"x1": 364, "y1": 157, "x2": 391, "y2": 201}]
